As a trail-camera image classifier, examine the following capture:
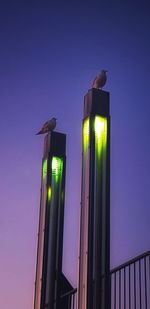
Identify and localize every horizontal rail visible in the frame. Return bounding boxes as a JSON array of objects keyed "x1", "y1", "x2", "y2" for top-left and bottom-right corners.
[
  {"x1": 60, "y1": 288, "x2": 77, "y2": 298},
  {"x1": 110, "y1": 250, "x2": 150, "y2": 309},
  {"x1": 110, "y1": 250, "x2": 150, "y2": 273},
  {"x1": 58, "y1": 250, "x2": 150, "y2": 309}
]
